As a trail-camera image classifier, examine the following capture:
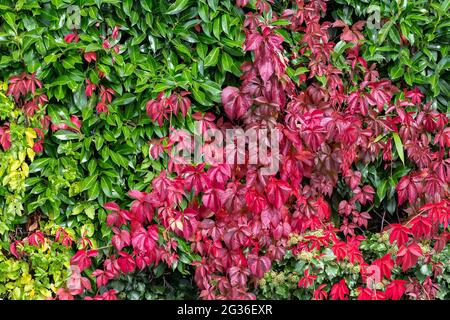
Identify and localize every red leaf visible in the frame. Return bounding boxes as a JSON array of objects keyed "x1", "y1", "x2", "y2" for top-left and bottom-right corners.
[
  {"x1": 70, "y1": 250, "x2": 98, "y2": 272},
  {"x1": 248, "y1": 255, "x2": 271, "y2": 278},
  {"x1": 64, "y1": 33, "x2": 79, "y2": 43},
  {"x1": 202, "y1": 188, "x2": 222, "y2": 213},
  {"x1": 385, "y1": 280, "x2": 408, "y2": 300},
  {"x1": 84, "y1": 51, "x2": 97, "y2": 63},
  {"x1": 389, "y1": 224, "x2": 412, "y2": 247},
  {"x1": 330, "y1": 279, "x2": 349, "y2": 300},
  {"x1": 244, "y1": 32, "x2": 263, "y2": 51},
  {"x1": 265, "y1": 177, "x2": 292, "y2": 209},
  {"x1": 396, "y1": 243, "x2": 423, "y2": 271},
  {"x1": 372, "y1": 254, "x2": 394, "y2": 279},
  {"x1": 221, "y1": 86, "x2": 252, "y2": 120}
]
